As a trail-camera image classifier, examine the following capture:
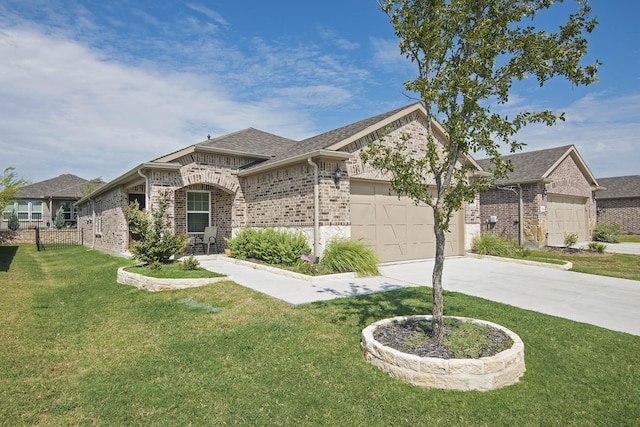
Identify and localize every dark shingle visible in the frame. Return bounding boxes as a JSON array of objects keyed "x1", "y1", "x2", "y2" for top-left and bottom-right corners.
[
  {"x1": 596, "y1": 175, "x2": 640, "y2": 199},
  {"x1": 196, "y1": 127, "x2": 298, "y2": 157},
  {"x1": 16, "y1": 174, "x2": 92, "y2": 199},
  {"x1": 254, "y1": 103, "x2": 419, "y2": 167},
  {"x1": 477, "y1": 145, "x2": 573, "y2": 184}
]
